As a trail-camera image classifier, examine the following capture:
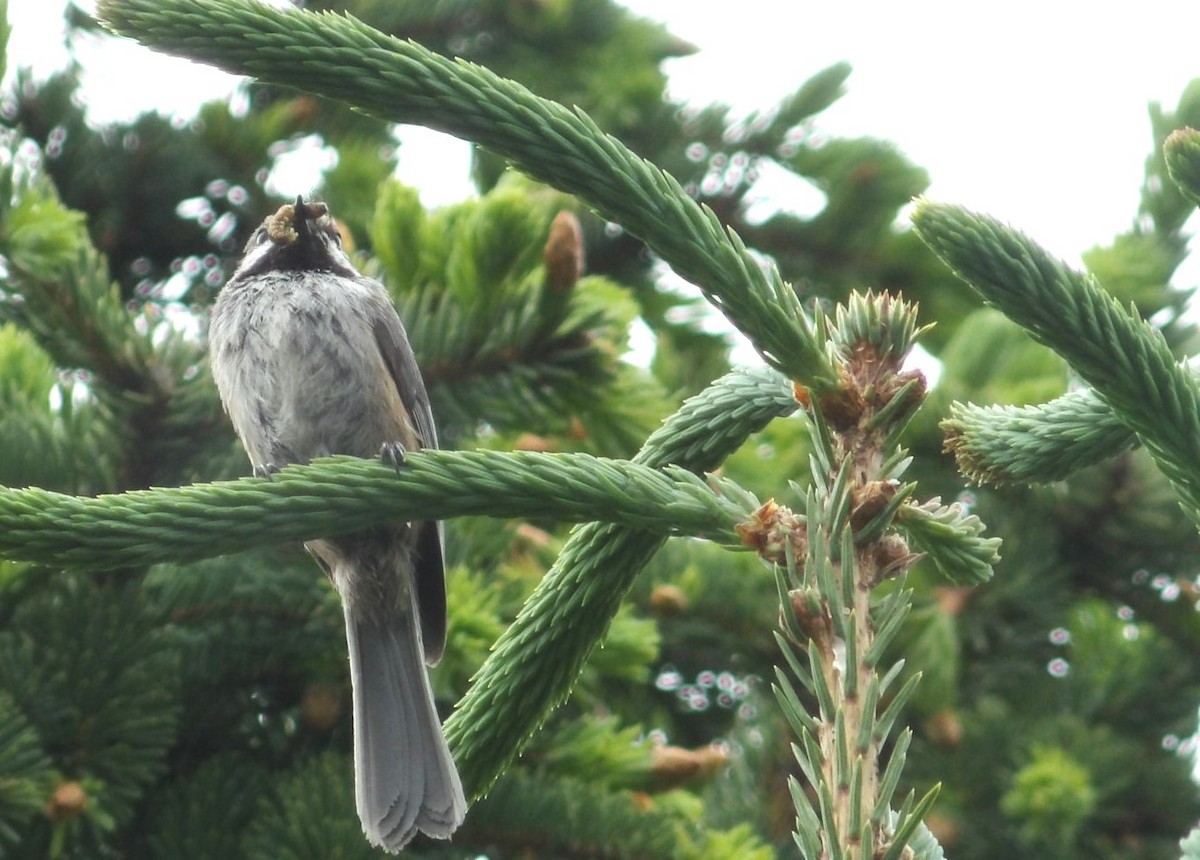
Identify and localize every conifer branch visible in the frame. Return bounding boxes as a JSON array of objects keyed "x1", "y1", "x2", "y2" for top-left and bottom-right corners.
[
  {"x1": 0, "y1": 450, "x2": 753, "y2": 569},
  {"x1": 0, "y1": 159, "x2": 223, "y2": 490},
  {"x1": 894, "y1": 498, "x2": 1001, "y2": 586},
  {"x1": 96, "y1": 0, "x2": 839, "y2": 391},
  {"x1": 913, "y1": 201, "x2": 1200, "y2": 525},
  {"x1": 771, "y1": 293, "x2": 952, "y2": 858},
  {"x1": 445, "y1": 365, "x2": 799, "y2": 796},
  {"x1": 941, "y1": 389, "x2": 1139, "y2": 486},
  {"x1": 364, "y1": 180, "x2": 657, "y2": 448},
  {"x1": 0, "y1": 577, "x2": 182, "y2": 835},
  {"x1": 0, "y1": 692, "x2": 51, "y2": 843},
  {"x1": 1164, "y1": 127, "x2": 1200, "y2": 207},
  {"x1": 0, "y1": 173, "x2": 157, "y2": 396},
  {"x1": 464, "y1": 769, "x2": 772, "y2": 857}
]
